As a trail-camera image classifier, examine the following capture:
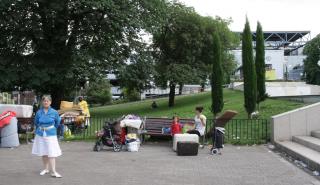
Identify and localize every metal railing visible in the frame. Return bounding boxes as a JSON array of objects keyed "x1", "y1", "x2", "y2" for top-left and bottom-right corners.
[
  {"x1": 63, "y1": 117, "x2": 118, "y2": 140},
  {"x1": 64, "y1": 117, "x2": 270, "y2": 144},
  {"x1": 206, "y1": 119, "x2": 270, "y2": 144}
]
